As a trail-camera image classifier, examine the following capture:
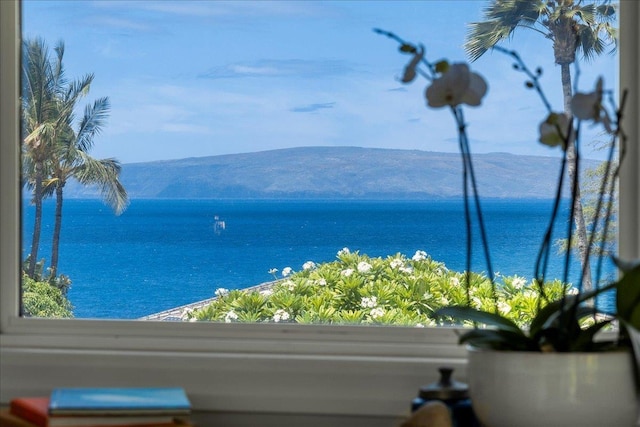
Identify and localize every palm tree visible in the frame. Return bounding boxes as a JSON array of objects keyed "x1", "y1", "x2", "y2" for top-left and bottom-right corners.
[
  {"x1": 464, "y1": 0, "x2": 617, "y2": 292},
  {"x1": 21, "y1": 38, "x2": 80, "y2": 278},
  {"x1": 22, "y1": 38, "x2": 128, "y2": 280},
  {"x1": 48, "y1": 97, "x2": 129, "y2": 278}
]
